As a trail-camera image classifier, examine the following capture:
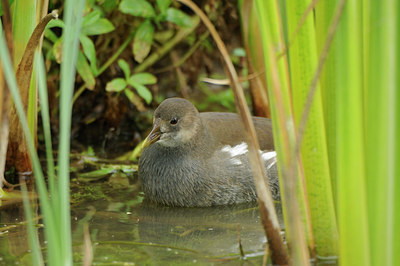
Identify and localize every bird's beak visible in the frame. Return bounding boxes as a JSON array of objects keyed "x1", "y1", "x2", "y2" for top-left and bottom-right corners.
[{"x1": 142, "y1": 119, "x2": 161, "y2": 149}]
